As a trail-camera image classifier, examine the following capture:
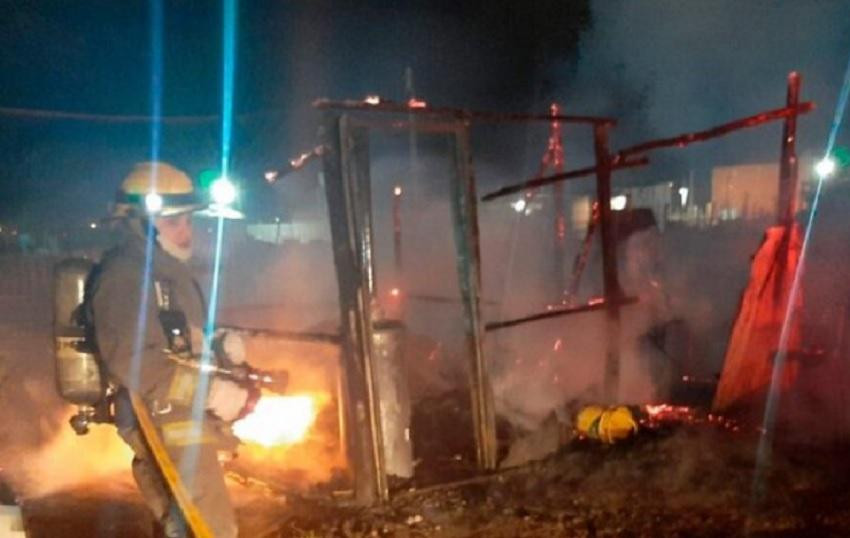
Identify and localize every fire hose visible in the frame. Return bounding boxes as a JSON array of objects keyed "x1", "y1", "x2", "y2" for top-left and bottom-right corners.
[{"x1": 128, "y1": 391, "x2": 214, "y2": 538}]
